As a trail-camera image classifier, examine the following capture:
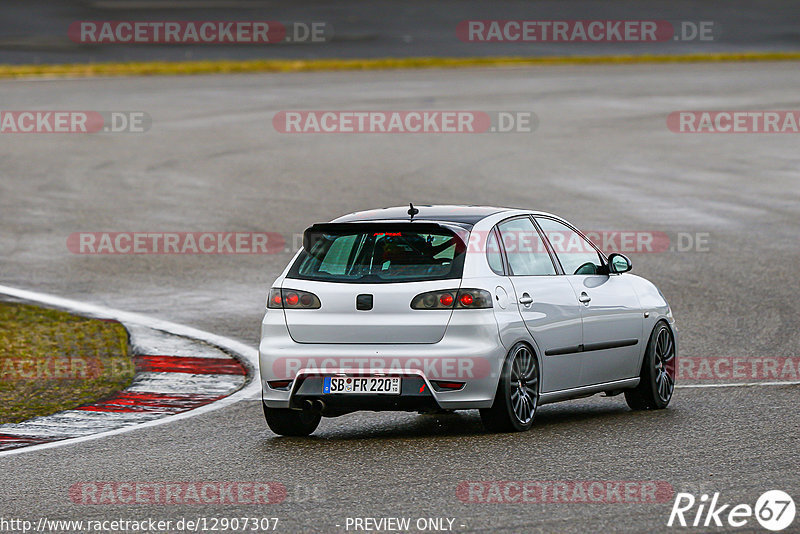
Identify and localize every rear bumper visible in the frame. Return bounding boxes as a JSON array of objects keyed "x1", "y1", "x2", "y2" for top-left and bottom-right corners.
[
  {"x1": 288, "y1": 372, "x2": 441, "y2": 414},
  {"x1": 258, "y1": 309, "x2": 506, "y2": 411}
]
